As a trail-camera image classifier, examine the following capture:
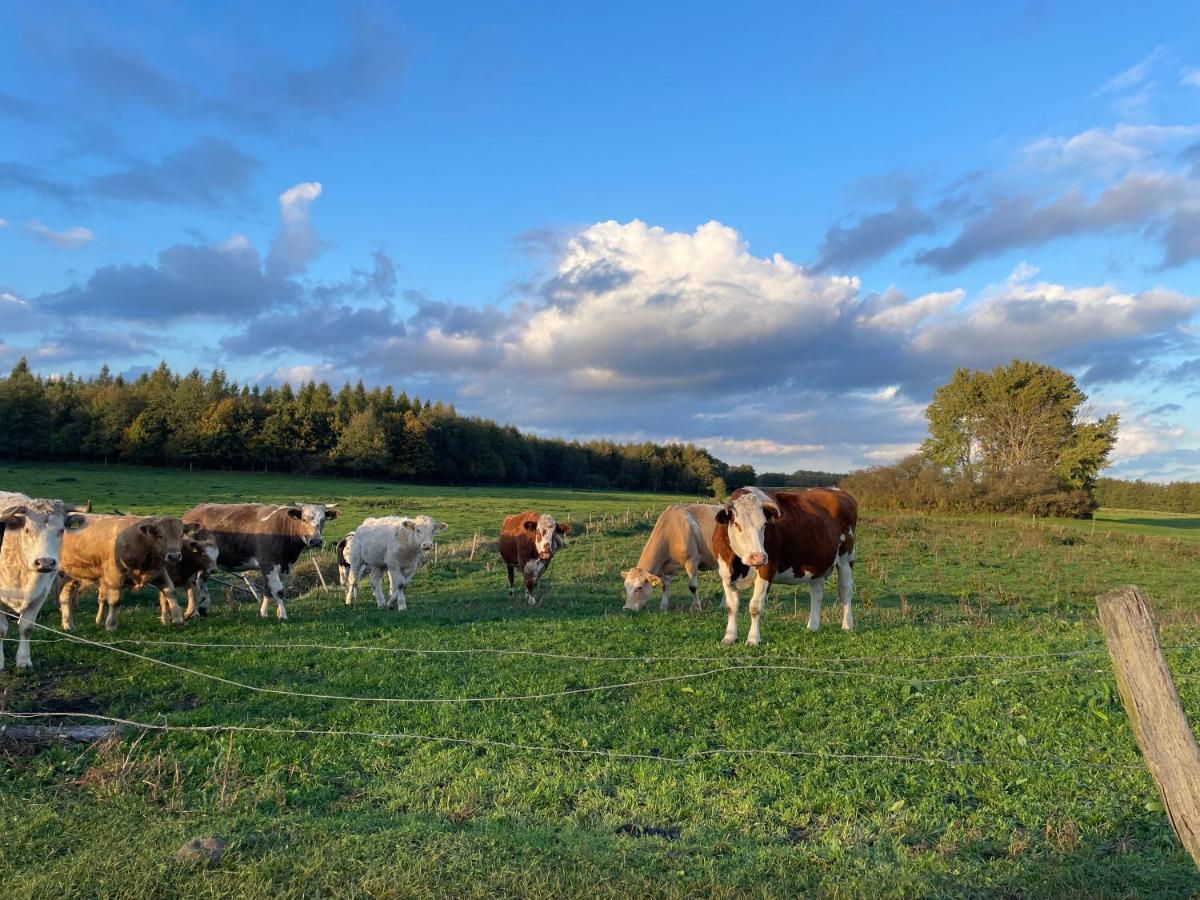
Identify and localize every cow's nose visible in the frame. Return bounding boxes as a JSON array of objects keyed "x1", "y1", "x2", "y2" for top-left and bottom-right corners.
[
  {"x1": 166, "y1": 552, "x2": 182, "y2": 563},
  {"x1": 309, "y1": 537, "x2": 324, "y2": 548},
  {"x1": 539, "y1": 550, "x2": 552, "y2": 560},
  {"x1": 33, "y1": 558, "x2": 57, "y2": 573},
  {"x1": 745, "y1": 552, "x2": 767, "y2": 567}
]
